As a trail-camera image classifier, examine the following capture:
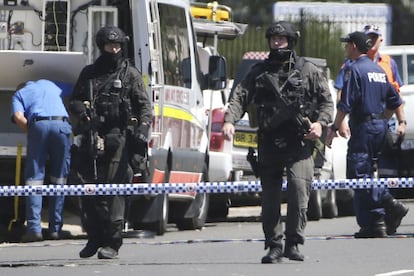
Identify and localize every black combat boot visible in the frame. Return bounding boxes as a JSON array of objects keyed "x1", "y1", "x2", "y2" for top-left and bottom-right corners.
[
  {"x1": 79, "y1": 240, "x2": 101, "y2": 258},
  {"x1": 384, "y1": 198, "x2": 409, "y2": 235},
  {"x1": 97, "y1": 246, "x2": 118, "y2": 259},
  {"x1": 354, "y1": 221, "x2": 387, "y2": 238},
  {"x1": 261, "y1": 244, "x2": 284, "y2": 264},
  {"x1": 284, "y1": 242, "x2": 304, "y2": 261}
]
